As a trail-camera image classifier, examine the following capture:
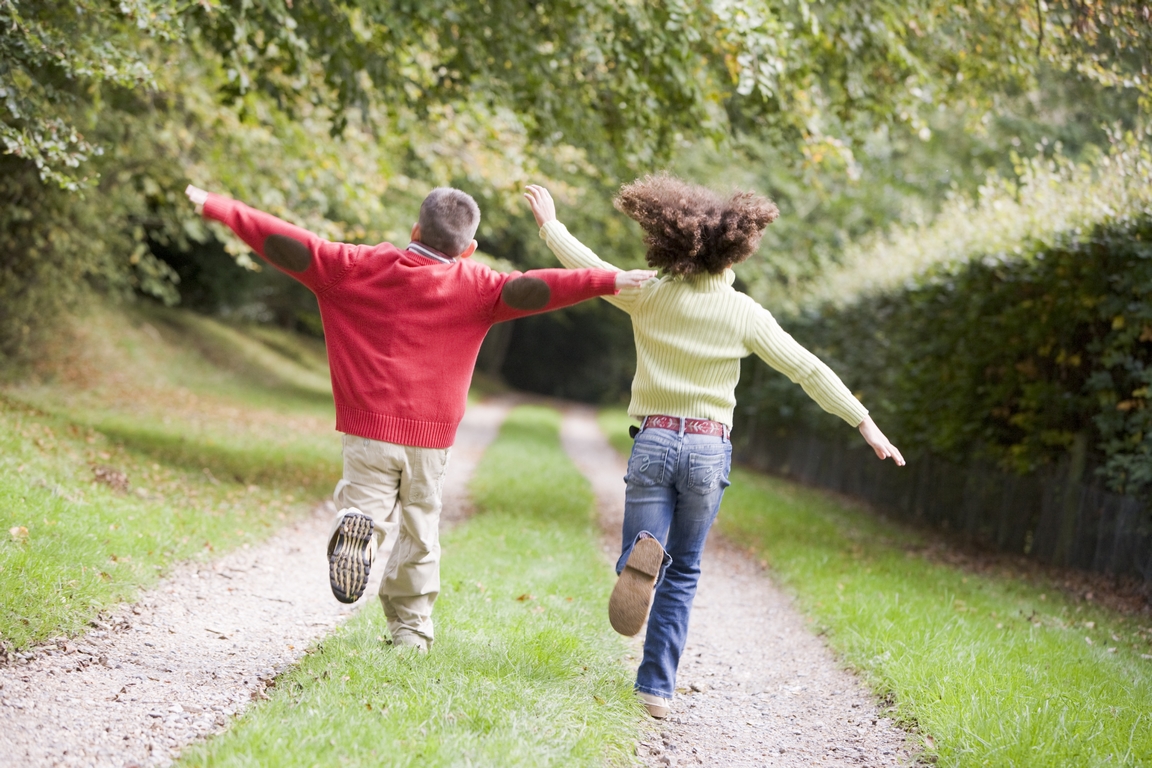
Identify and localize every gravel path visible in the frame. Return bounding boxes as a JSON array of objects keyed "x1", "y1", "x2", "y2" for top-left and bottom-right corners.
[
  {"x1": 558, "y1": 407, "x2": 917, "y2": 768},
  {"x1": 0, "y1": 400, "x2": 509, "y2": 768}
]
